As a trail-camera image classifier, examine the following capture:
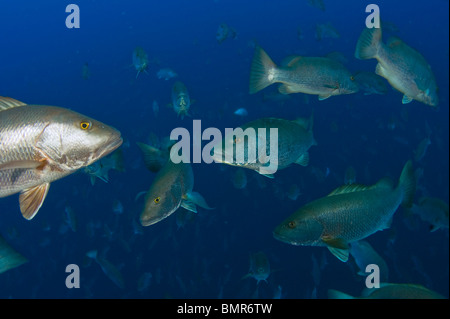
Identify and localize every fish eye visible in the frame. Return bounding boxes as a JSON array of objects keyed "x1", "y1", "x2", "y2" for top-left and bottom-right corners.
[
  {"x1": 288, "y1": 221, "x2": 296, "y2": 229},
  {"x1": 80, "y1": 121, "x2": 91, "y2": 130},
  {"x1": 154, "y1": 197, "x2": 161, "y2": 204},
  {"x1": 350, "y1": 75, "x2": 355, "y2": 81}
]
